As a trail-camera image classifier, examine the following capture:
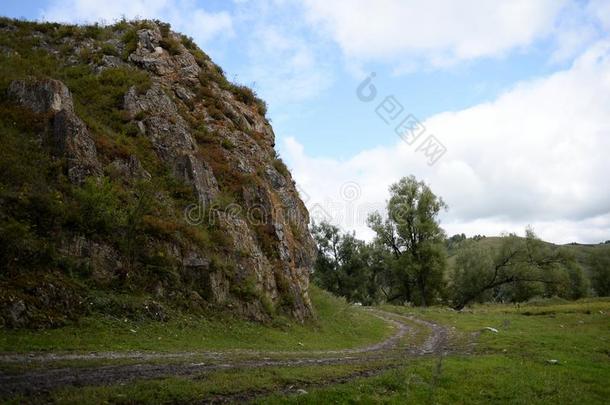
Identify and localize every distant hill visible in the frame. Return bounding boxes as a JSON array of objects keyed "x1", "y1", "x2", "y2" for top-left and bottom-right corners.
[{"x1": 447, "y1": 235, "x2": 609, "y2": 275}]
